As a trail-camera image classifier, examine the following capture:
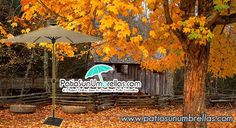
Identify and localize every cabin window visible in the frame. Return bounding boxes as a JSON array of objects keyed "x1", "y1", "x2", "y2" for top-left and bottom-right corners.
[
  {"x1": 114, "y1": 64, "x2": 128, "y2": 74},
  {"x1": 121, "y1": 65, "x2": 128, "y2": 74},
  {"x1": 115, "y1": 64, "x2": 122, "y2": 73},
  {"x1": 153, "y1": 70, "x2": 158, "y2": 73}
]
